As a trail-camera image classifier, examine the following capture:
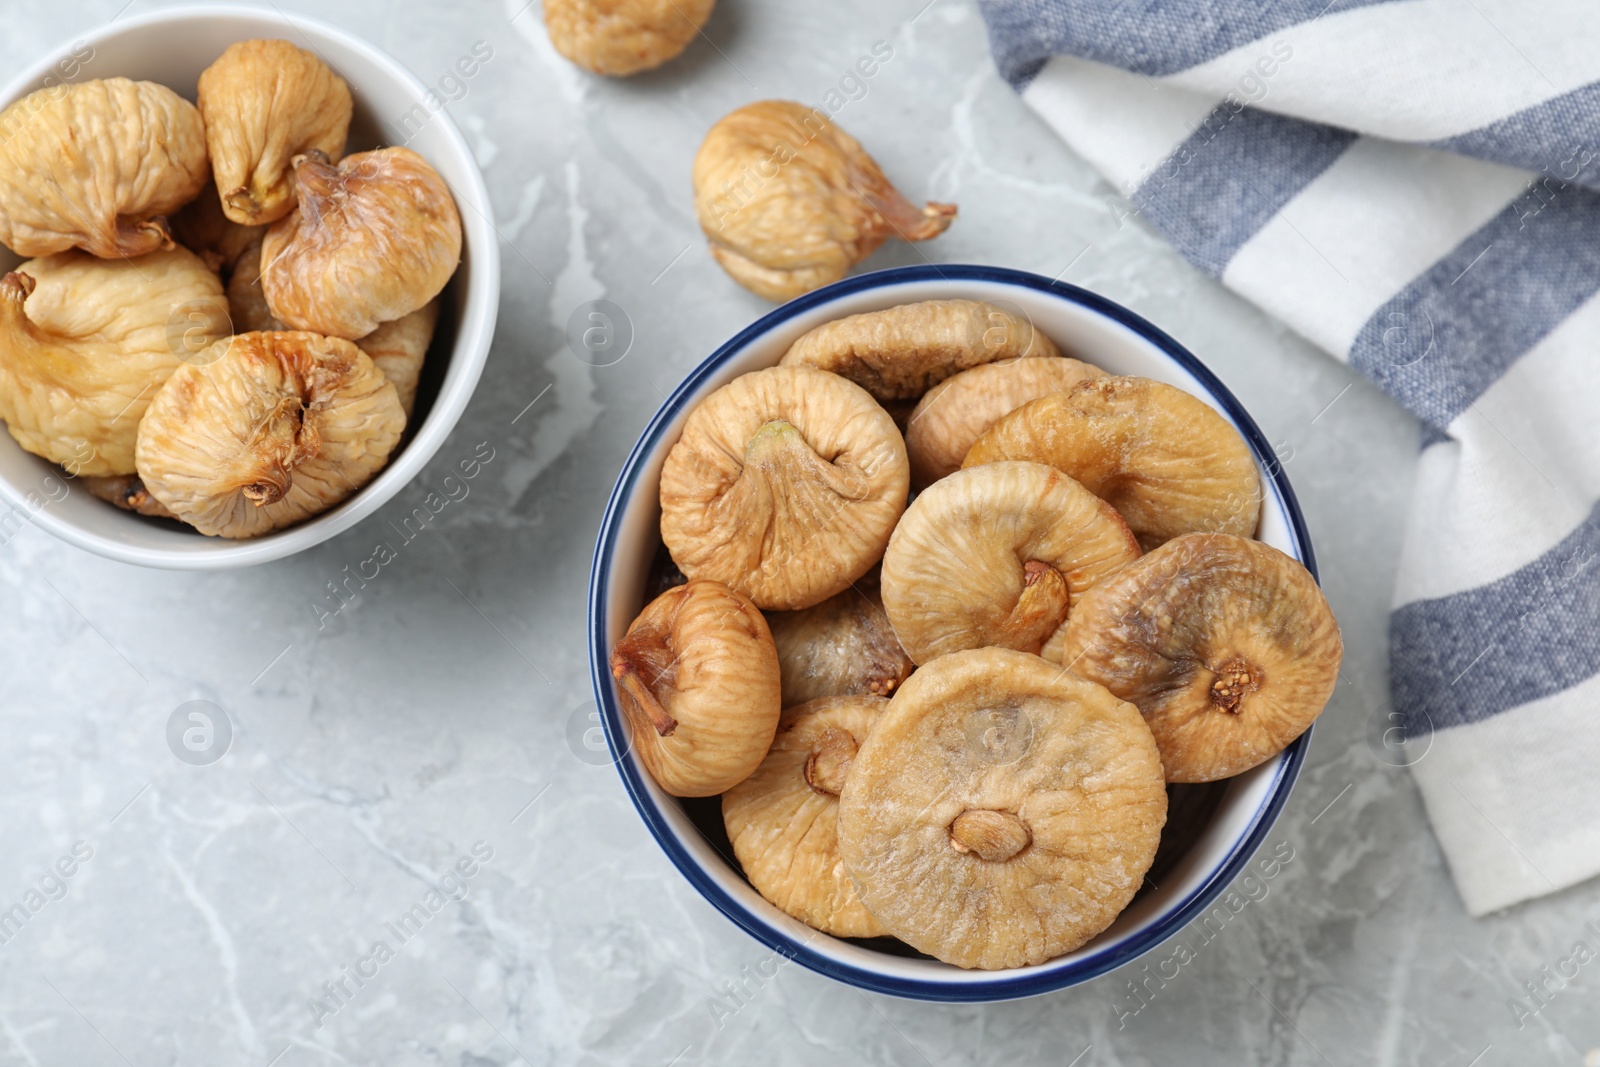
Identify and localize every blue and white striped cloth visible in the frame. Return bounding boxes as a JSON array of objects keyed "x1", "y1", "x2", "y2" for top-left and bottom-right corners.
[{"x1": 977, "y1": 0, "x2": 1600, "y2": 915}]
